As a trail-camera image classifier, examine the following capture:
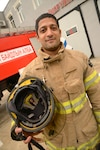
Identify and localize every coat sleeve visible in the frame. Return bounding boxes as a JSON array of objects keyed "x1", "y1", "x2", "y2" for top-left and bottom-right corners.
[{"x1": 83, "y1": 56, "x2": 100, "y2": 124}]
